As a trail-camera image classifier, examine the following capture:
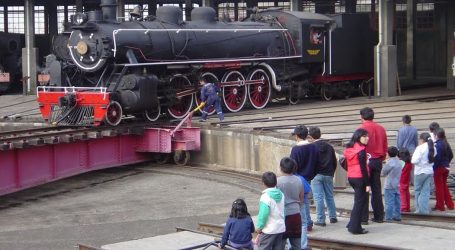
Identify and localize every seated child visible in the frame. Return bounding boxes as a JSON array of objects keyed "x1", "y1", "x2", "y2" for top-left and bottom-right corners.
[{"x1": 220, "y1": 199, "x2": 255, "y2": 249}]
